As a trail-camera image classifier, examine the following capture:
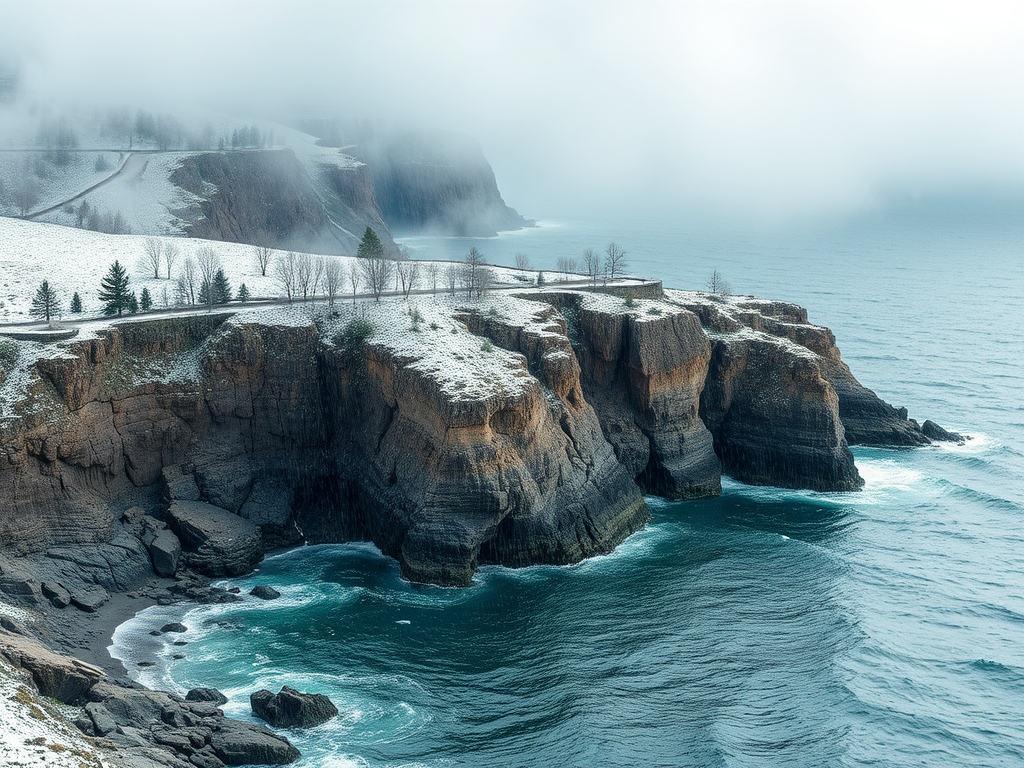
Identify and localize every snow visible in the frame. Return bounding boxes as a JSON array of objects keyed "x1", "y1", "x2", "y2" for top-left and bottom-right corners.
[{"x1": 0, "y1": 647, "x2": 109, "y2": 768}]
